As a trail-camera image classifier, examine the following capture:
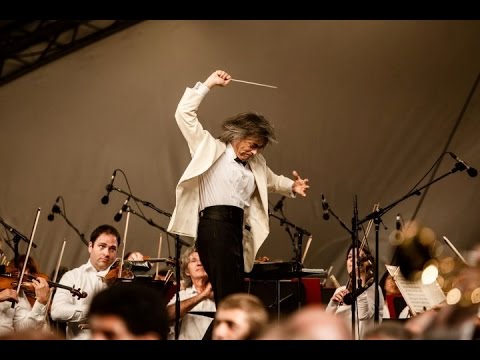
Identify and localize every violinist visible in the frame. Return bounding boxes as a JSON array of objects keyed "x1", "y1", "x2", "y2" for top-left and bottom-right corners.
[
  {"x1": 326, "y1": 244, "x2": 383, "y2": 339},
  {"x1": 50, "y1": 224, "x2": 121, "y2": 340},
  {"x1": 0, "y1": 255, "x2": 51, "y2": 336}
]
